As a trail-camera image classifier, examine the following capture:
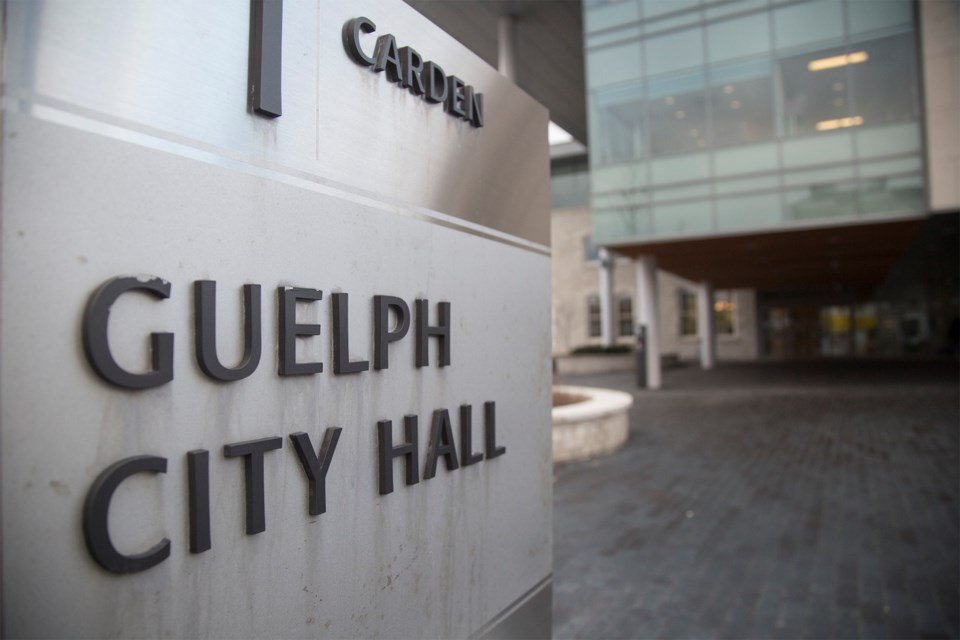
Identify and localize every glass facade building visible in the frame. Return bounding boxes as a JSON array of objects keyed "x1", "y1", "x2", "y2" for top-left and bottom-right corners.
[{"x1": 584, "y1": 0, "x2": 925, "y2": 244}]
